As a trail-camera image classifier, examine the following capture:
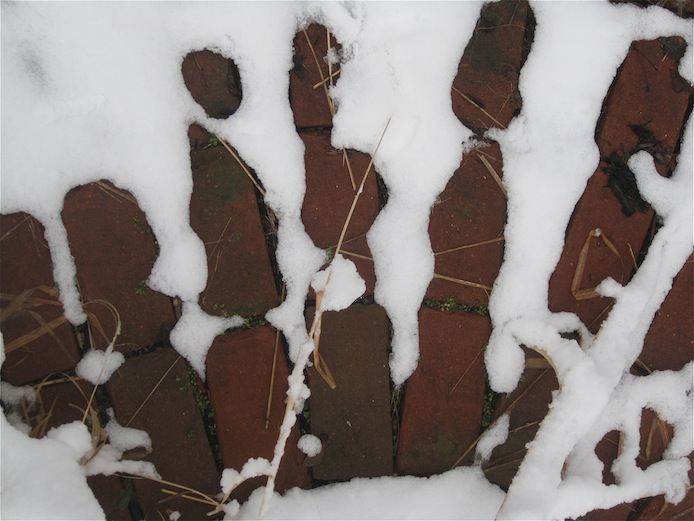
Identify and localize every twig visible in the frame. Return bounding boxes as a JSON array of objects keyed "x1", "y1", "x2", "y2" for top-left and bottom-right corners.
[
  {"x1": 476, "y1": 153, "x2": 507, "y2": 197},
  {"x1": 452, "y1": 86, "x2": 506, "y2": 129},
  {"x1": 435, "y1": 236, "x2": 504, "y2": 257},
  {"x1": 216, "y1": 136, "x2": 266, "y2": 197},
  {"x1": 126, "y1": 356, "x2": 181, "y2": 427}
]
